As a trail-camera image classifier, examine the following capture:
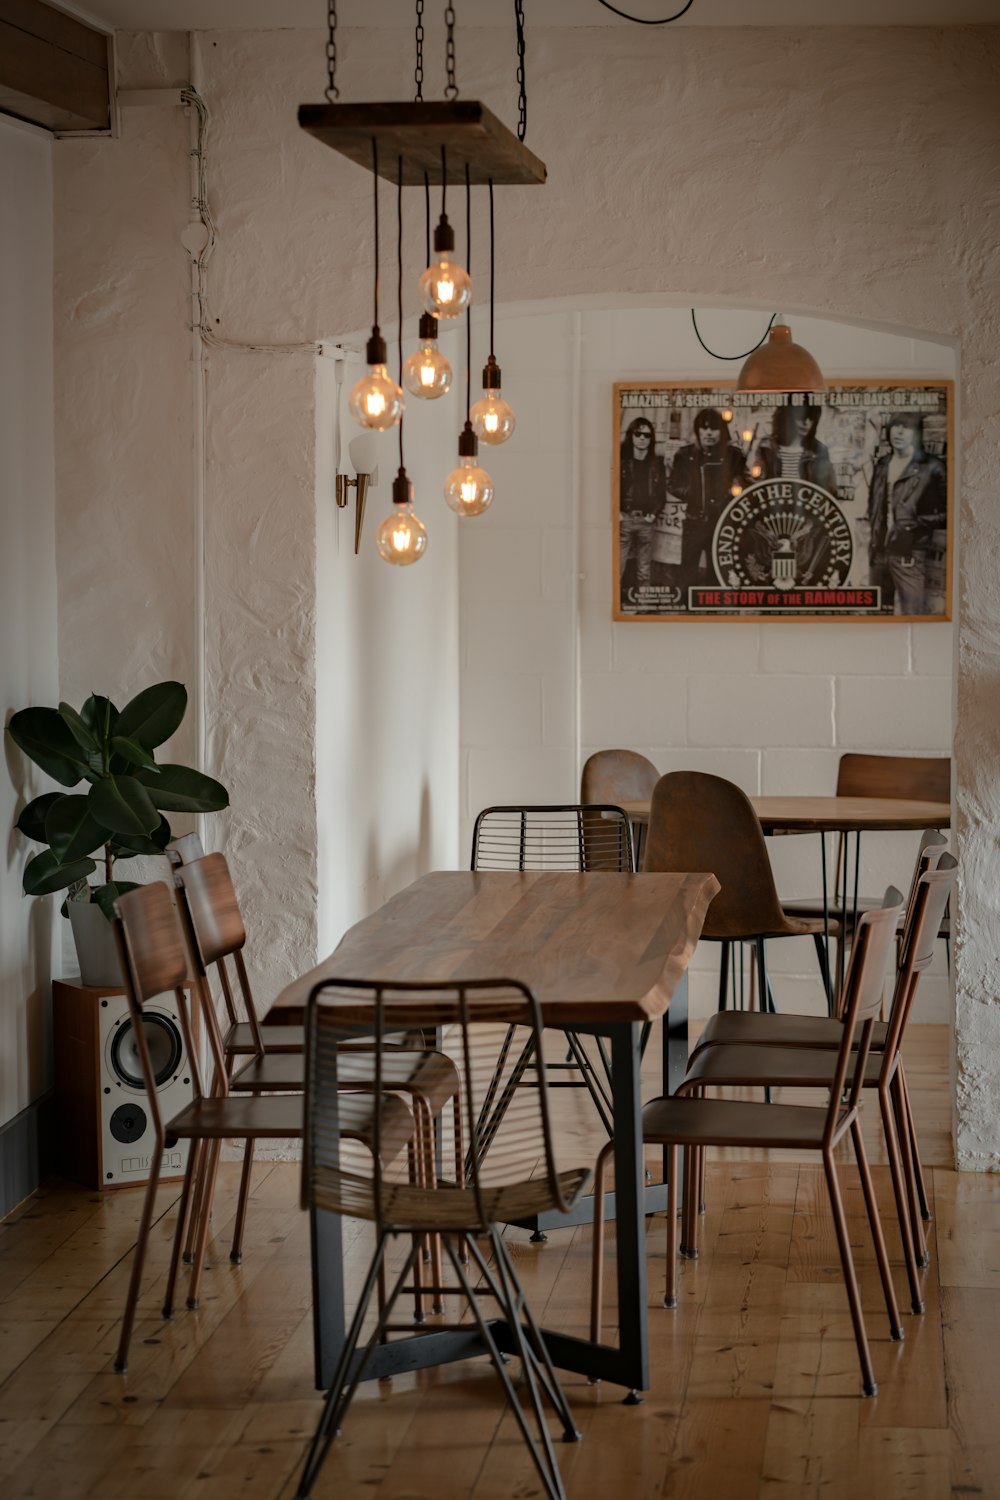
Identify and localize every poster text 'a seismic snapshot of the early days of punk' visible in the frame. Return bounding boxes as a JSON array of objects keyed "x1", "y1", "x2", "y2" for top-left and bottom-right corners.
[{"x1": 613, "y1": 381, "x2": 952, "y2": 621}]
